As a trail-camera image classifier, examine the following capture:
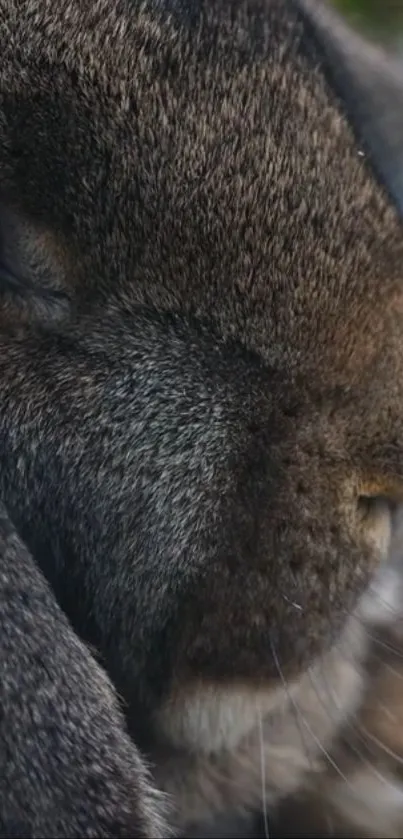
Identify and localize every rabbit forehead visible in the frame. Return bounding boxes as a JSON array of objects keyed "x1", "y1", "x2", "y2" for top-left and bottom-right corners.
[{"x1": 2, "y1": 0, "x2": 402, "y2": 376}]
